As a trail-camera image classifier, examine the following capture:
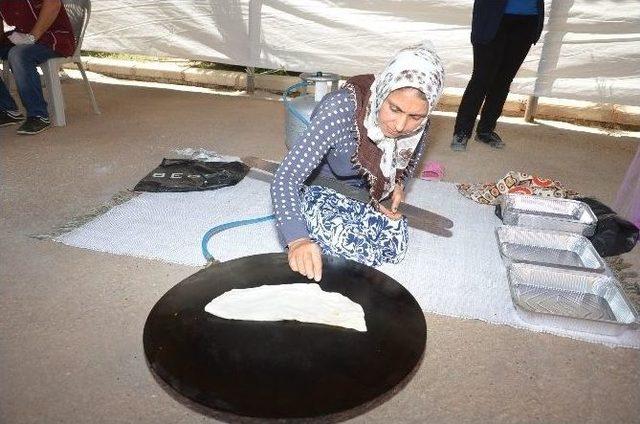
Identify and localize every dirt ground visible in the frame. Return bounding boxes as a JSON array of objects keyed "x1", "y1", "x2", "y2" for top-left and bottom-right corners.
[{"x1": 1, "y1": 73, "x2": 639, "y2": 423}]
